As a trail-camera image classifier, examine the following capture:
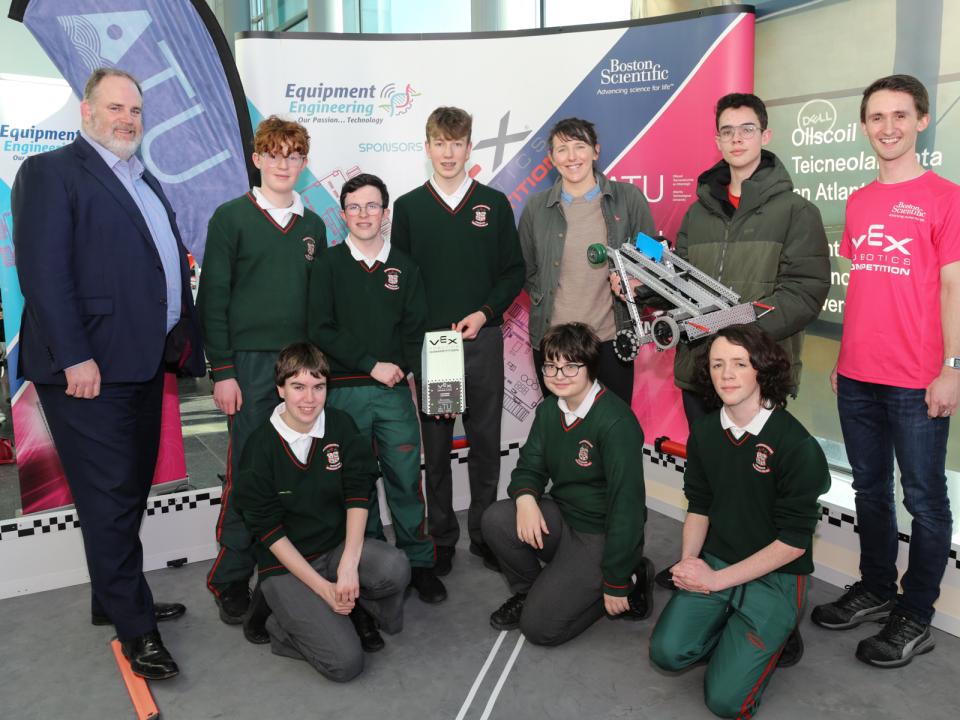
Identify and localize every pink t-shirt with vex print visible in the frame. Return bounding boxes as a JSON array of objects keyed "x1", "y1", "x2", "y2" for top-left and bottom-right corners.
[{"x1": 839, "y1": 171, "x2": 960, "y2": 389}]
